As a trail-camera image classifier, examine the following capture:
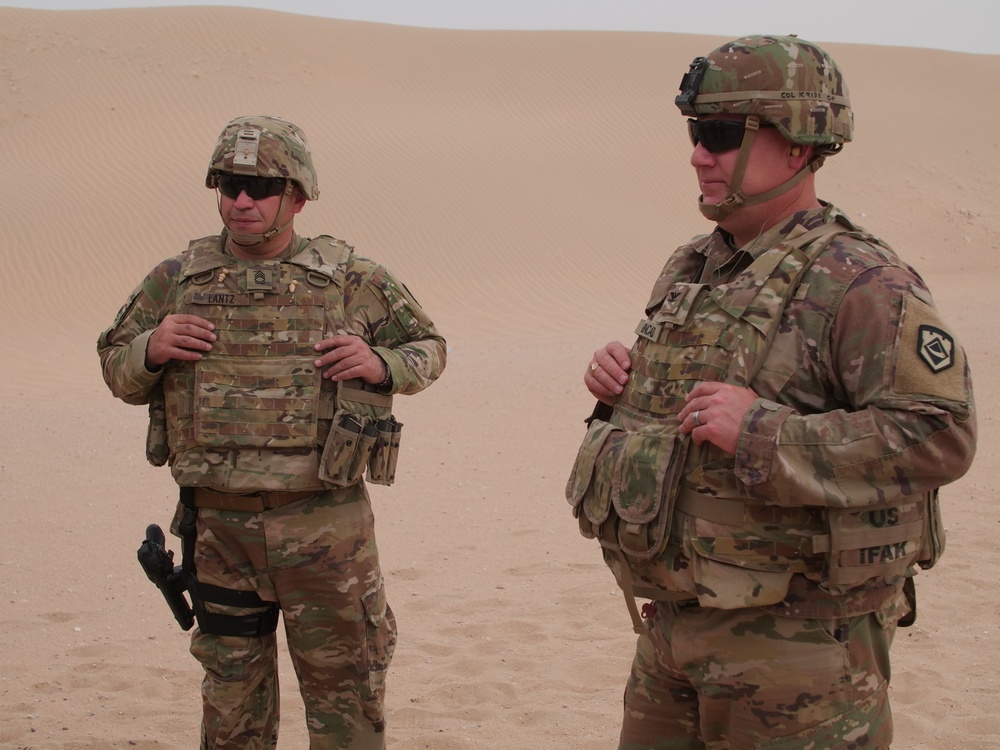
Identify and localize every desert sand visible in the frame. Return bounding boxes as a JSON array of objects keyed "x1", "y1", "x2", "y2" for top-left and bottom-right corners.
[{"x1": 1, "y1": 7, "x2": 998, "y2": 749}]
